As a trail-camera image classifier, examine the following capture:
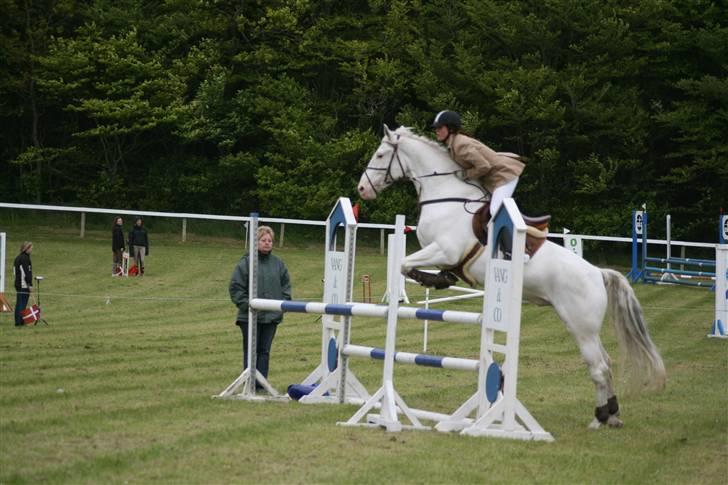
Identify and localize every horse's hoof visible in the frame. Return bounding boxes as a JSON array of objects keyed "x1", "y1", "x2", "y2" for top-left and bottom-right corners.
[
  {"x1": 433, "y1": 280, "x2": 451, "y2": 290},
  {"x1": 607, "y1": 415, "x2": 624, "y2": 428},
  {"x1": 432, "y1": 271, "x2": 458, "y2": 289},
  {"x1": 588, "y1": 418, "x2": 602, "y2": 430}
]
